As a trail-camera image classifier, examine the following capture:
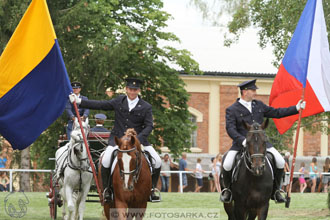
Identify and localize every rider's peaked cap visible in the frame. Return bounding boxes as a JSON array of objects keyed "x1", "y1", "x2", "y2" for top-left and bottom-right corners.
[
  {"x1": 237, "y1": 79, "x2": 259, "y2": 90},
  {"x1": 125, "y1": 78, "x2": 142, "y2": 89},
  {"x1": 71, "y1": 81, "x2": 82, "y2": 89},
  {"x1": 95, "y1": 113, "x2": 107, "y2": 120}
]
